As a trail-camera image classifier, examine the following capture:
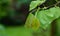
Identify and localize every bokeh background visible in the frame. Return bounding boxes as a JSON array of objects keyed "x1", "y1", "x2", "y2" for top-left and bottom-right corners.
[{"x1": 0, "y1": 0, "x2": 60, "y2": 36}]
